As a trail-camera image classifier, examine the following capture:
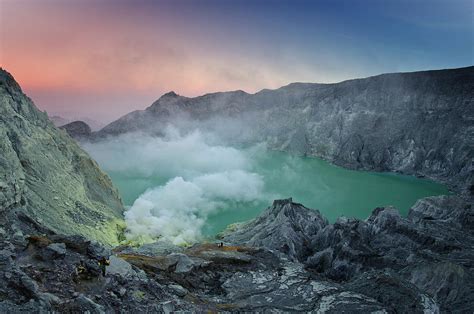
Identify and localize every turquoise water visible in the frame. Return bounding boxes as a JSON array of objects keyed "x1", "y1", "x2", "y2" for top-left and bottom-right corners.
[{"x1": 106, "y1": 149, "x2": 449, "y2": 237}]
